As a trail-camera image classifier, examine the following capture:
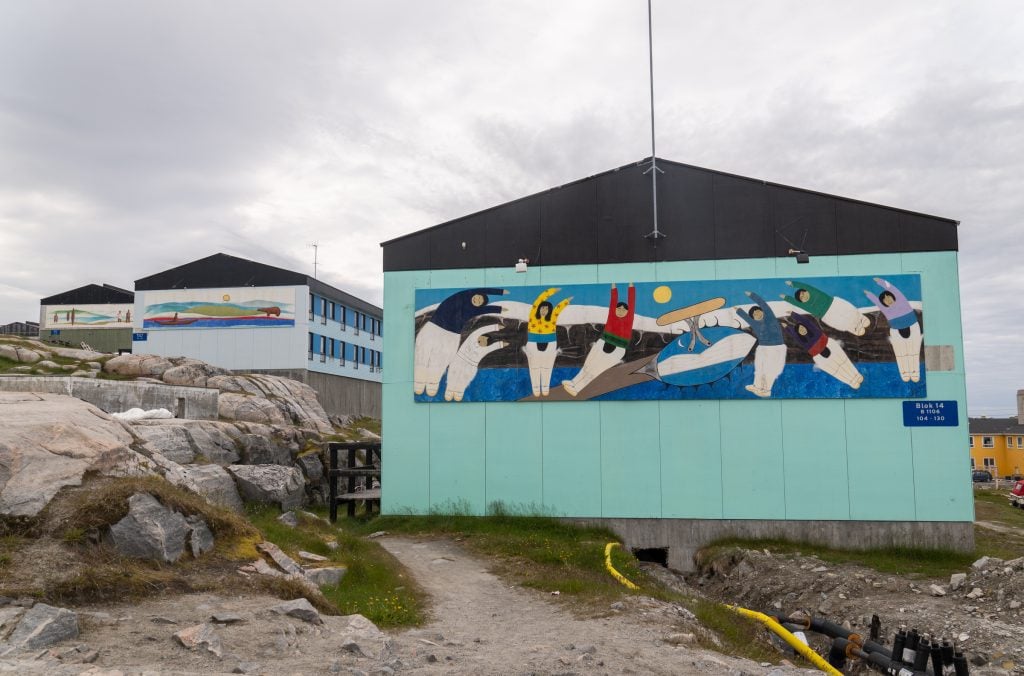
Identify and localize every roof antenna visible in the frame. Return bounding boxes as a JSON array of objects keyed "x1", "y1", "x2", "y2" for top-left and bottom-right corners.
[
  {"x1": 308, "y1": 241, "x2": 319, "y2": 279},
  {"x1": 643, "y1": 0, "x2": 665, "y2": 242}
]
